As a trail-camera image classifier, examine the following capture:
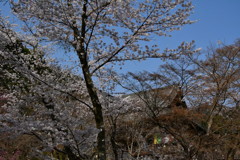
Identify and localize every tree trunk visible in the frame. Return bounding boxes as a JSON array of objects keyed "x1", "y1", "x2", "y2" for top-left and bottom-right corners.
[
  {"x1": 75, "y1": 0, "x2": 106, "y2": 159},
  {"x1": 64, "y1": 146, "x2": 79, "y2": 160},
  {"x1": 79, "y1": 57, "x2": 106, "y2": 160},
  {"x1": 225, "y1": 148, "x2": 236, "y2": 160},
  {"x1": 77, "y1": 49, "x2": 106, "y2": 159},
  {"x1": 206, "y1": 114, "x2": 213, "y2": 135},
  {"x1": 110, "y1": 121, "x2": 118, "y2": 160}
]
